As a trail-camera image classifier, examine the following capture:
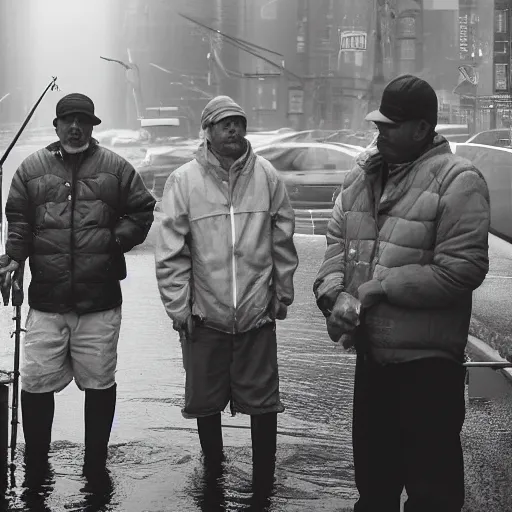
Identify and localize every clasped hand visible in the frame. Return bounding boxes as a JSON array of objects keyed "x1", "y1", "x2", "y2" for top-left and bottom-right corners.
[{"x1": 326, "y1": 292, "x2": 361, "y2": 343}]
